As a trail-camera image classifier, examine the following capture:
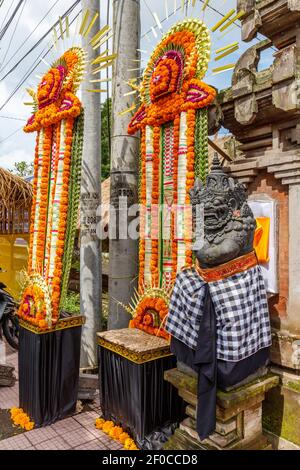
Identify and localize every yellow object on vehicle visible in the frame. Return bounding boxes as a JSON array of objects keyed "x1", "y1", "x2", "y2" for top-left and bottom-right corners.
[
  {"x1": 254, "y1": 217, "x2": 270, "y2": 264},
  {"x1": 0, "y1": 234, "x2": 29, "y2": 299}
]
